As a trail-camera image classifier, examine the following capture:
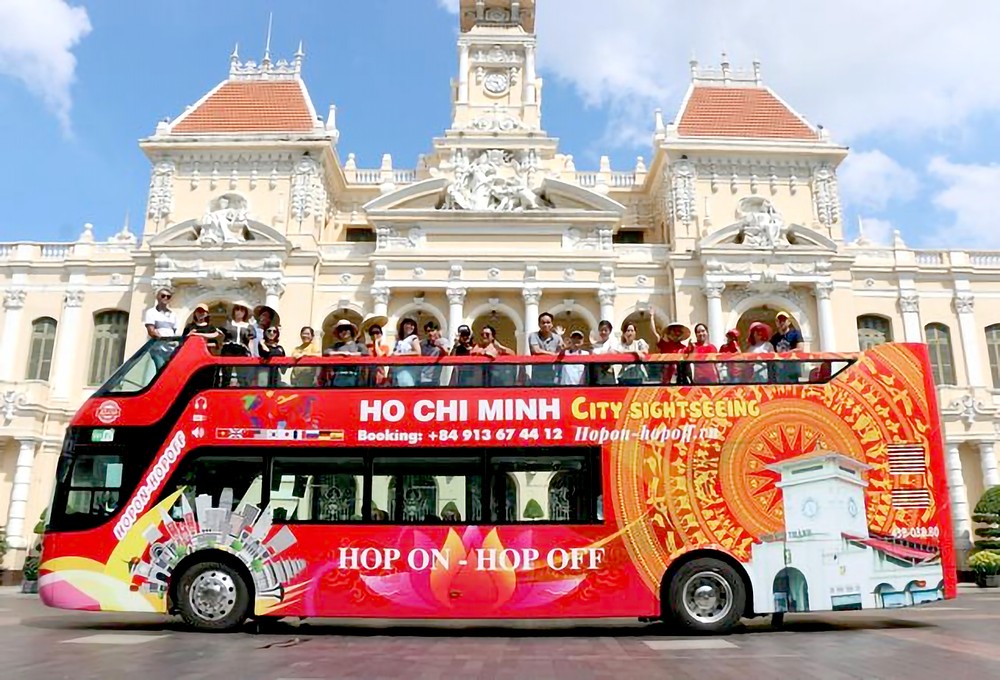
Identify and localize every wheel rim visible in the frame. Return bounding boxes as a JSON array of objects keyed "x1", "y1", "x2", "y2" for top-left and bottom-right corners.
[
  {"x1": 188, "y1": 570, "x2": 238, "y2": 622},
  {"x1": 682, "y1": 571, "x2": 733, "y2": 624}
]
